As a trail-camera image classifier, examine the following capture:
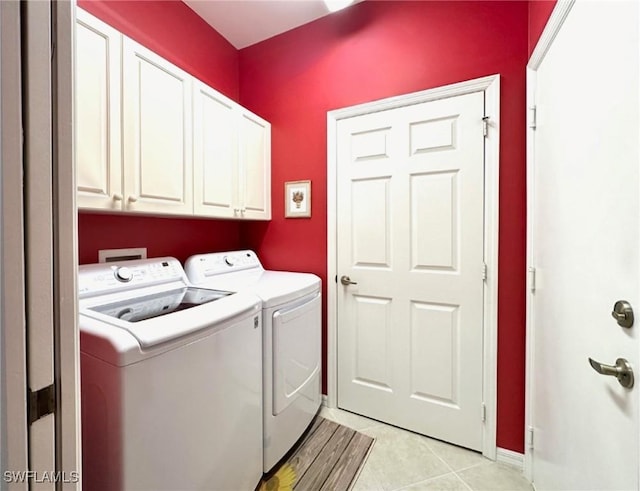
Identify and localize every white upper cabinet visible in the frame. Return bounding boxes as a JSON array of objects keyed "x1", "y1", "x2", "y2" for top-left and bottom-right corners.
[
  {"x1": 193, "y1": 81, "x2": 238, "y2": 218},
  {"x1": 238, "y1": 110, "x2": 271, "y2": 220},
  {"x1": 75, "y1": 9, "x2": 122, "y2": 210},
  {"x1": 193, "y1": 81, "x2": 271, "y2": 220},
  {"x1": 122, "y1": 38, "x2": 194, "y2": 215},
  {"x1": 75, "y1": 8, "x2": 270, "y2": 220}
]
